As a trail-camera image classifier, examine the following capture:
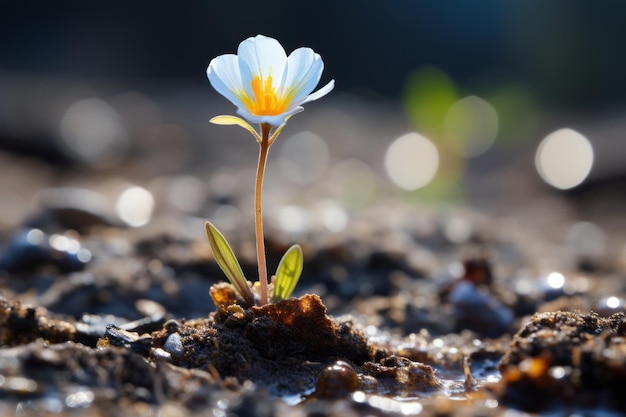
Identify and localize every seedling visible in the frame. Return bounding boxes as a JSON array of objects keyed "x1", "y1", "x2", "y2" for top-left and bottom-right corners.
[{"x1": 205, "y1": 34, "x2": 334, "y2": 306}]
